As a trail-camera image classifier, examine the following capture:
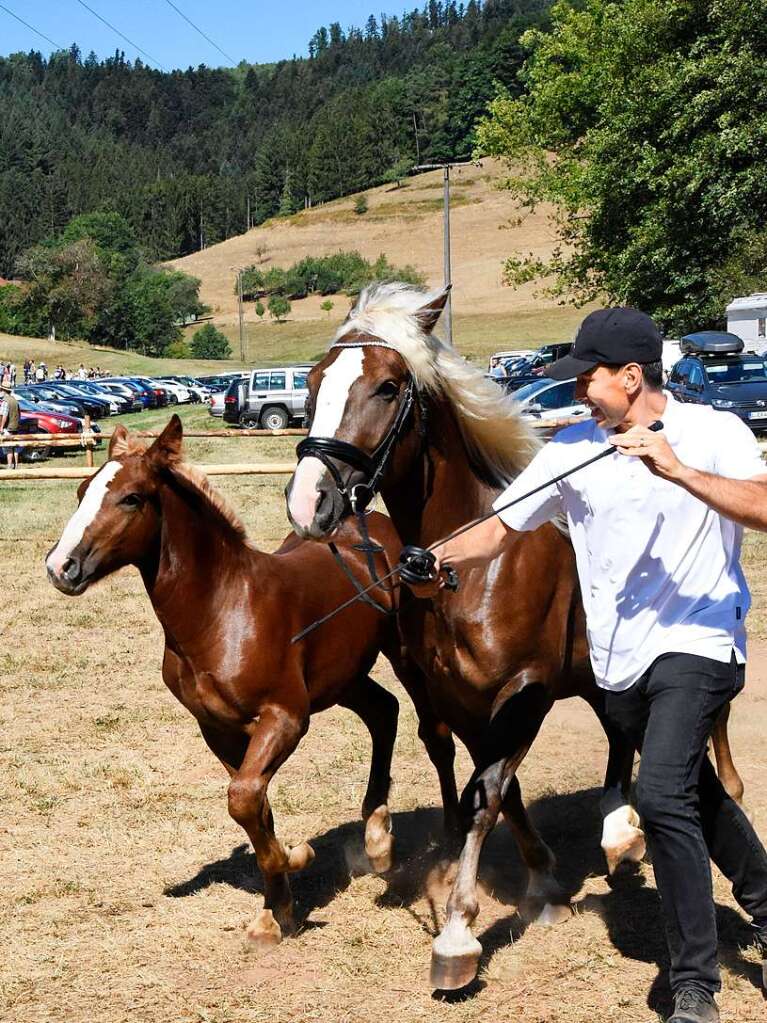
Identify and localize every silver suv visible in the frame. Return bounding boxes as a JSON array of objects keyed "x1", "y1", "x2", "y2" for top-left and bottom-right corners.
[{"x1": 225, "y1": 366, "x2": 311, "y2": 430}]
